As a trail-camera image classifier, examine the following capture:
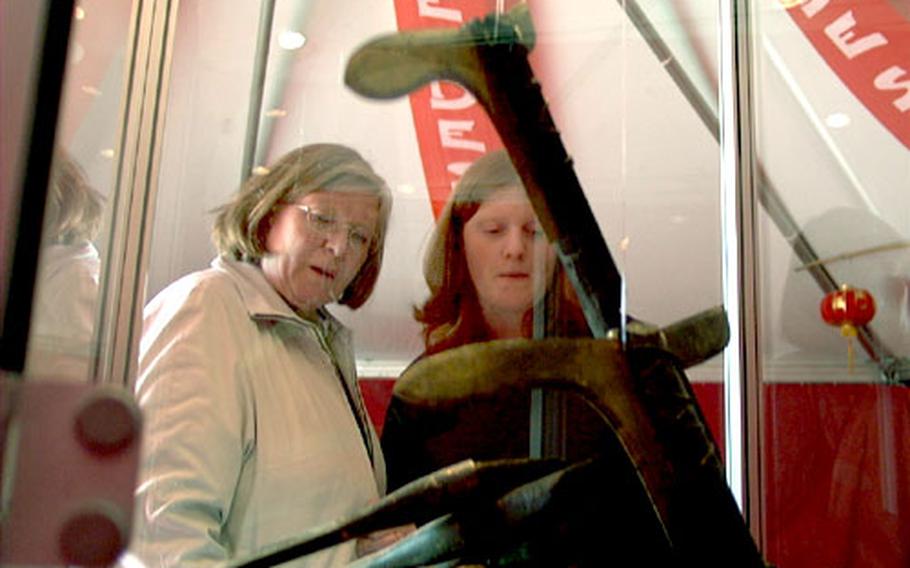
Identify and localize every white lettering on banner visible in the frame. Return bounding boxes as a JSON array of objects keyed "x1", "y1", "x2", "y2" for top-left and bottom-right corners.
[
  {"x1": 439, "y1": 120, "x2": 487, "y2": 152},
  {"x1": 801, "y1": 0, "x2": 830, "y2": 19},
  {"x1": 825, "y1": 11, "x2": 888, "y2": 59},
  {"x1": 784, "y1": 0, "x2": 910, "y2": 147},
  {"x1": 430, "y1": 81, "x2": 476, "y2": 110},
  {"x1": 417, "y1": 0, "x2": 462, "y2": 23},
  {"x1": 874, "y1": 66, "x2": 910, "y2": 112}
]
